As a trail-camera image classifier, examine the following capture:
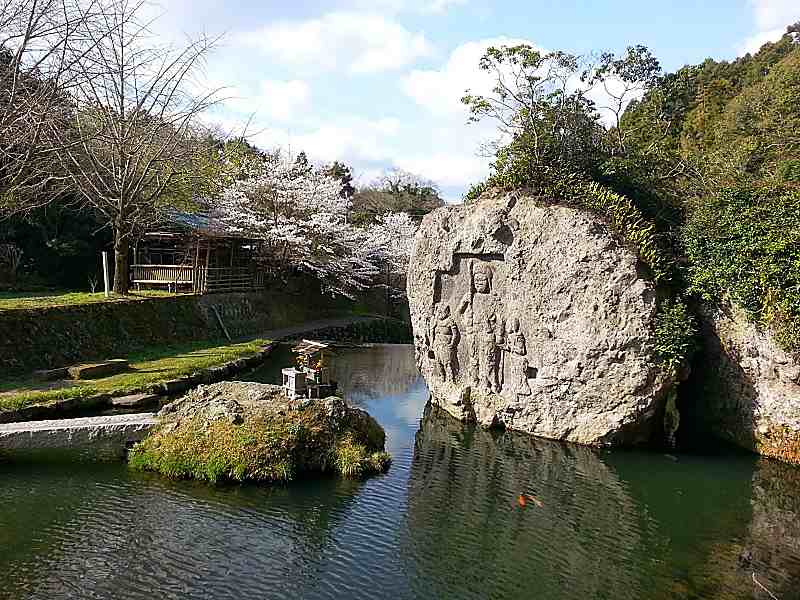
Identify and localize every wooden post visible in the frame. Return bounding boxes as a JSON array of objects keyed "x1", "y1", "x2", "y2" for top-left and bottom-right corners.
[
  {"x1": 193, "y1": 237, "x2": 201, "y2": 294},
  {"x1": 102, "y1": 251, "x2": 110, "y2": 298},
  {"x1": 203, "y1": 240, "x2": 210, "y2": 294},
  {"x1": 386, "y1": 262, "x2": 391, "y2": 317}
]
